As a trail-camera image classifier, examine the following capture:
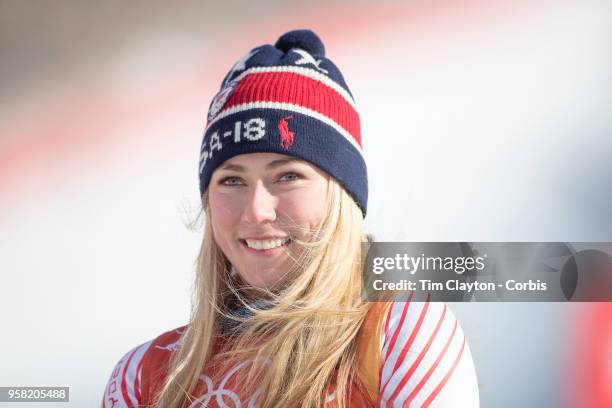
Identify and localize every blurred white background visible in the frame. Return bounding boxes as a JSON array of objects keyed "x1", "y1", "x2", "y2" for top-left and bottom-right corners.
[{"x1": 1, "y1": 0, "x2": 610, "y2": 406}]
